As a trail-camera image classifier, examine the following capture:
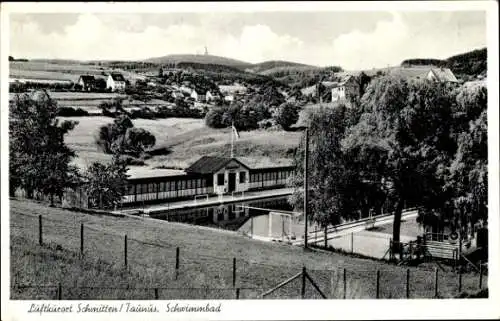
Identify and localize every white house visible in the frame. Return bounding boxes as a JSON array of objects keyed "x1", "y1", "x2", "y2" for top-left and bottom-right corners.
[
  {"x1": 206, "y1": 90, "x2": 221, "y2": 102},
  {"x1": 190, "y1": 90, "x2": 206, "y2": 102},
  {"x1": 331, "y1": 76, "x2": 360, "y2": 103},
  {"x1": 185, "y1": 156, "x2": 251, "y2": 195},
  {"x1": 106, "y1": 73, "x2": 126, "y2": 92}
]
